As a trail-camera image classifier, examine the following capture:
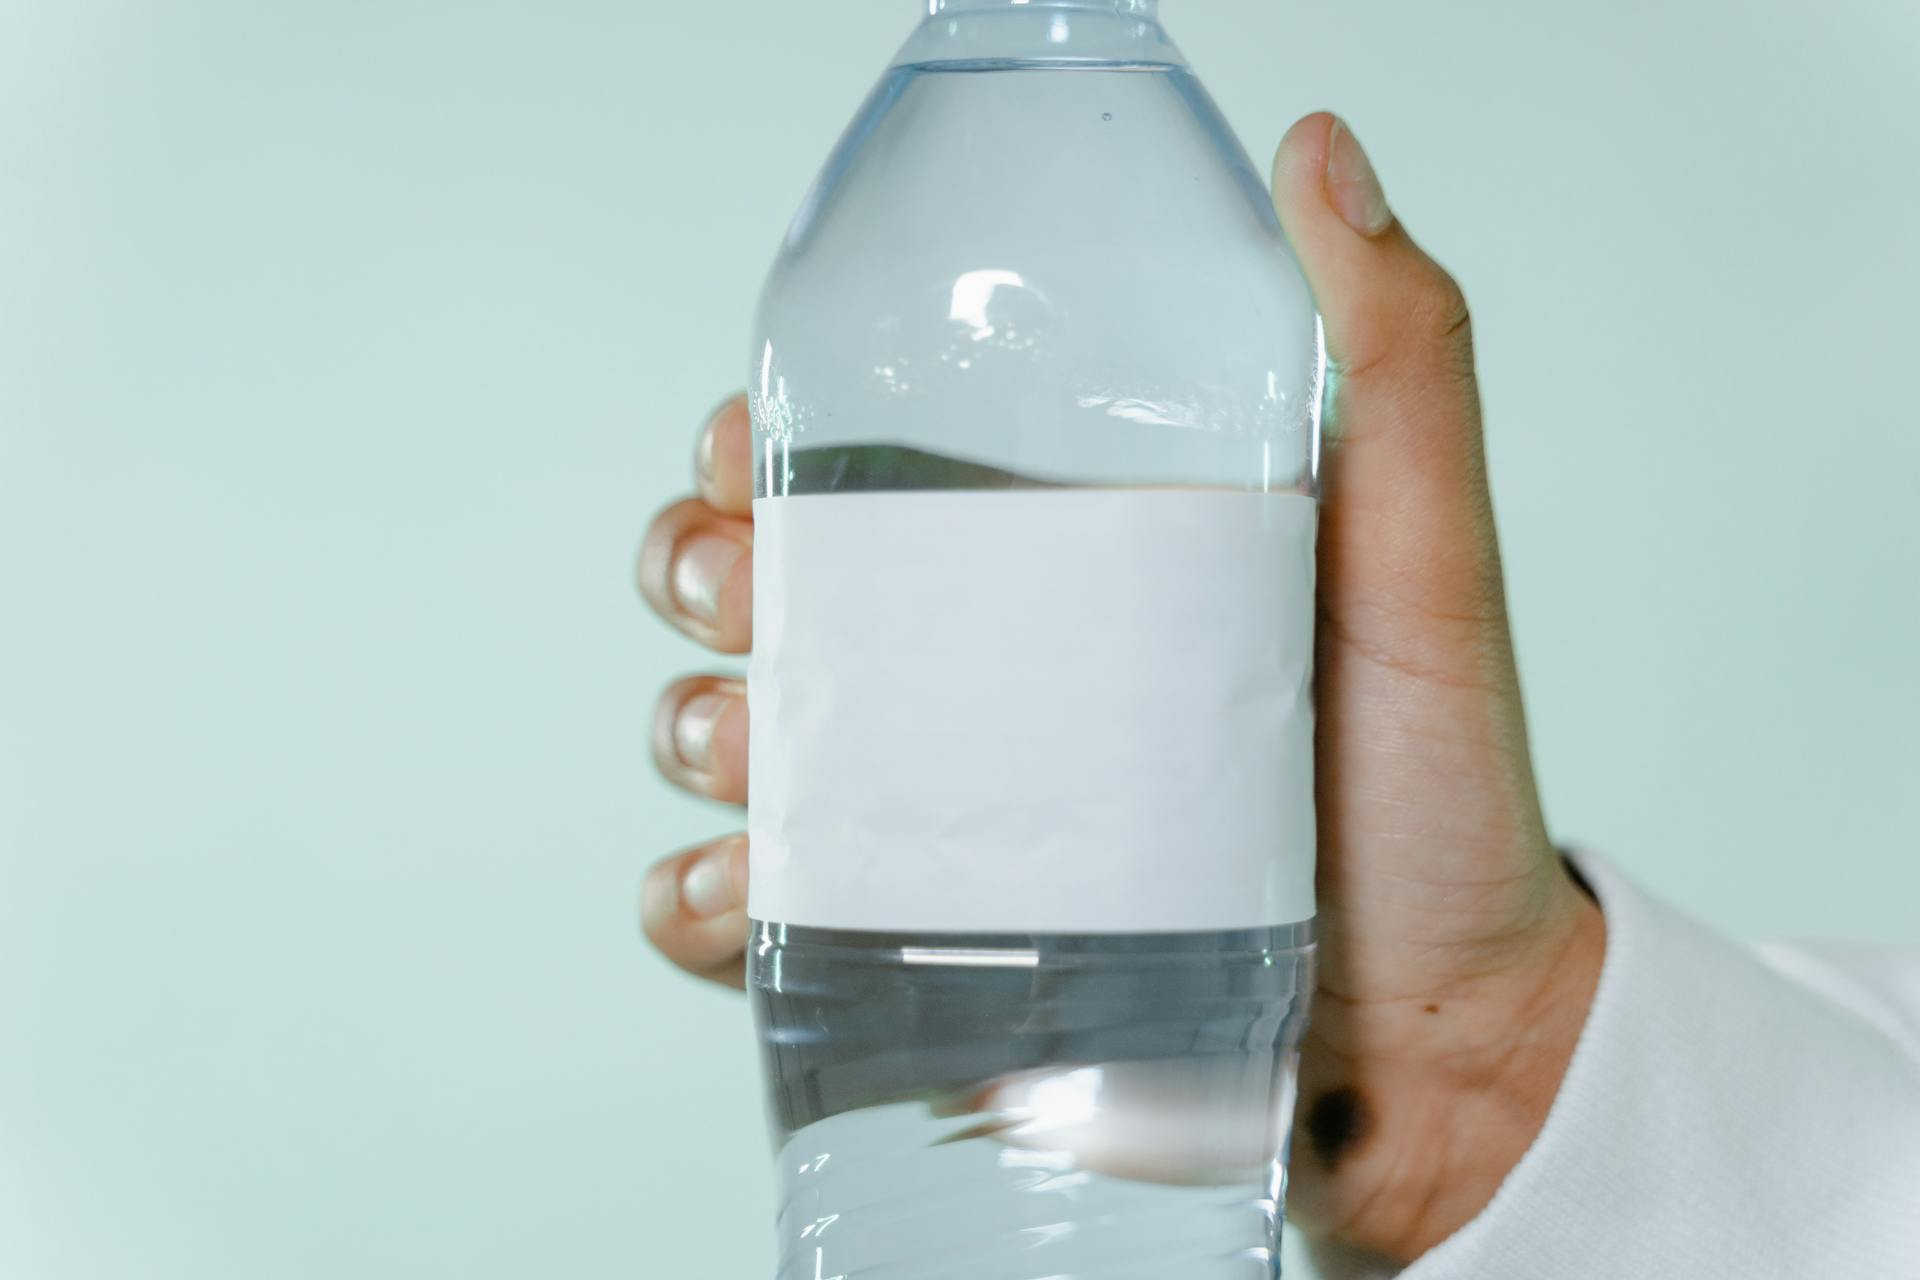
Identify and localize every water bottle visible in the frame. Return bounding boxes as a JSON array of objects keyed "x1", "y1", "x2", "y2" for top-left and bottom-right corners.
[{"x1": 745, "y1": 2, "x2": 1321, "y2": 1275}]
